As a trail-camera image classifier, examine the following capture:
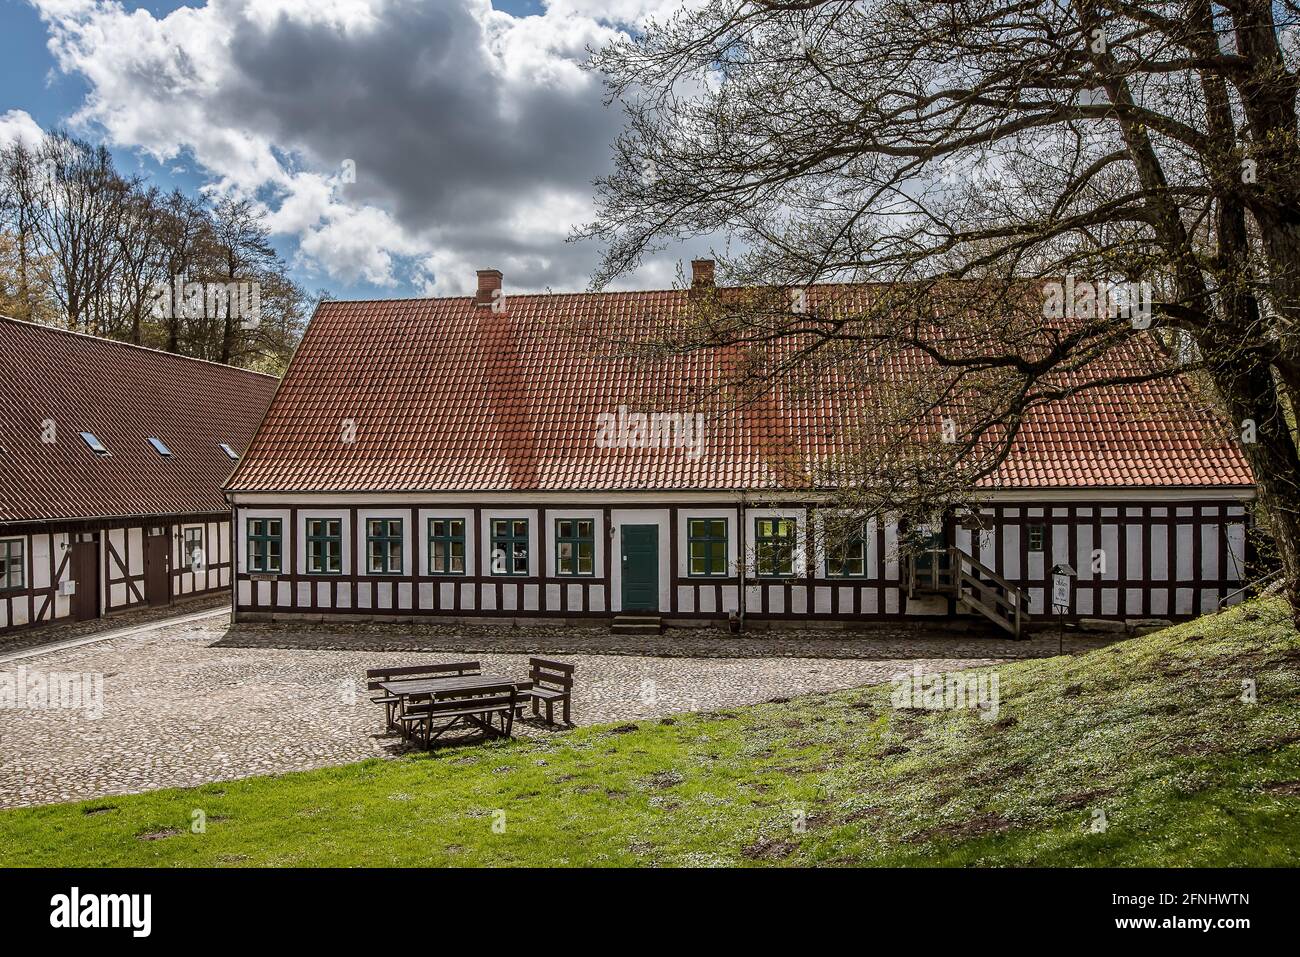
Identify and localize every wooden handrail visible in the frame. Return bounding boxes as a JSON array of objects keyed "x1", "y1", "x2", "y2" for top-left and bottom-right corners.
[
  {"x1": 959, "y1": 571, "x2": 1014, "y2": 607},
  {"x1": 1218, "y1": 568, "x2": 1281, "y2": 609},
  {"x1": 948, "y1": 546, "x2": 1021, "y2": 597}
]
